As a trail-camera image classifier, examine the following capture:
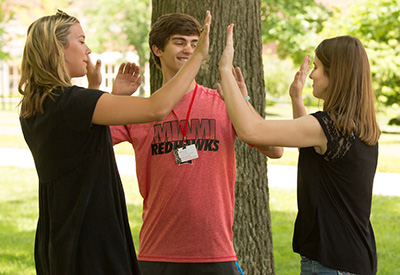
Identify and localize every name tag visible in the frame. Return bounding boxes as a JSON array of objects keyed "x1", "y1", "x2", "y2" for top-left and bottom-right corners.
[{"x1": 177, "y1": 144, "x2": 199, "y2": 162}]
